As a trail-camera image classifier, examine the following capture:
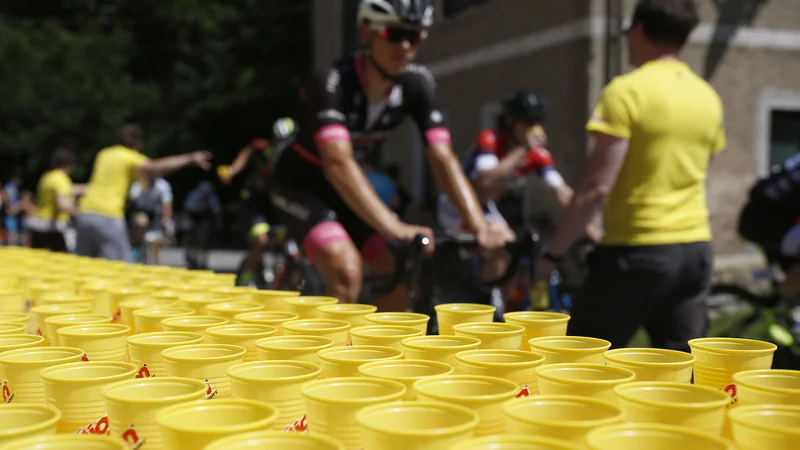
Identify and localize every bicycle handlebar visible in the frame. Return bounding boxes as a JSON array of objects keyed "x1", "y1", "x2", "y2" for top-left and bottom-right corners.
[{"x1": 368, "y1": 234, "x2": 430, "y2": 296}]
